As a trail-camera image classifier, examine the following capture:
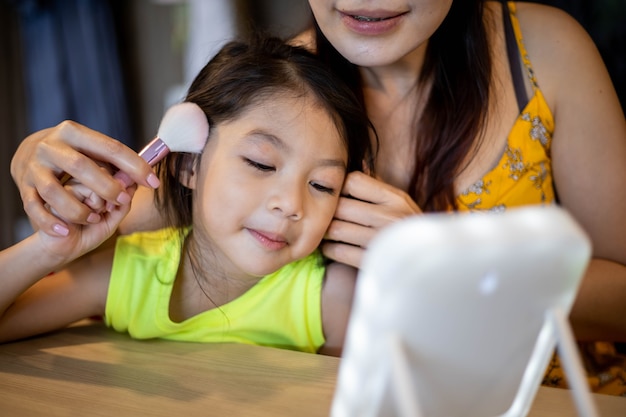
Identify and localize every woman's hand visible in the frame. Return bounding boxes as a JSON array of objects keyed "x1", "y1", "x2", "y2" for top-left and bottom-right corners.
[
  {"x1": 10, "y1": 121, "x2": 159, "y2": 236},
  {"x1": 36, "y1": 179, "x2": 136, "y2": 267},
  {"x1": 322, "y1": 171, "x2": 422, "y2": 268}
]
